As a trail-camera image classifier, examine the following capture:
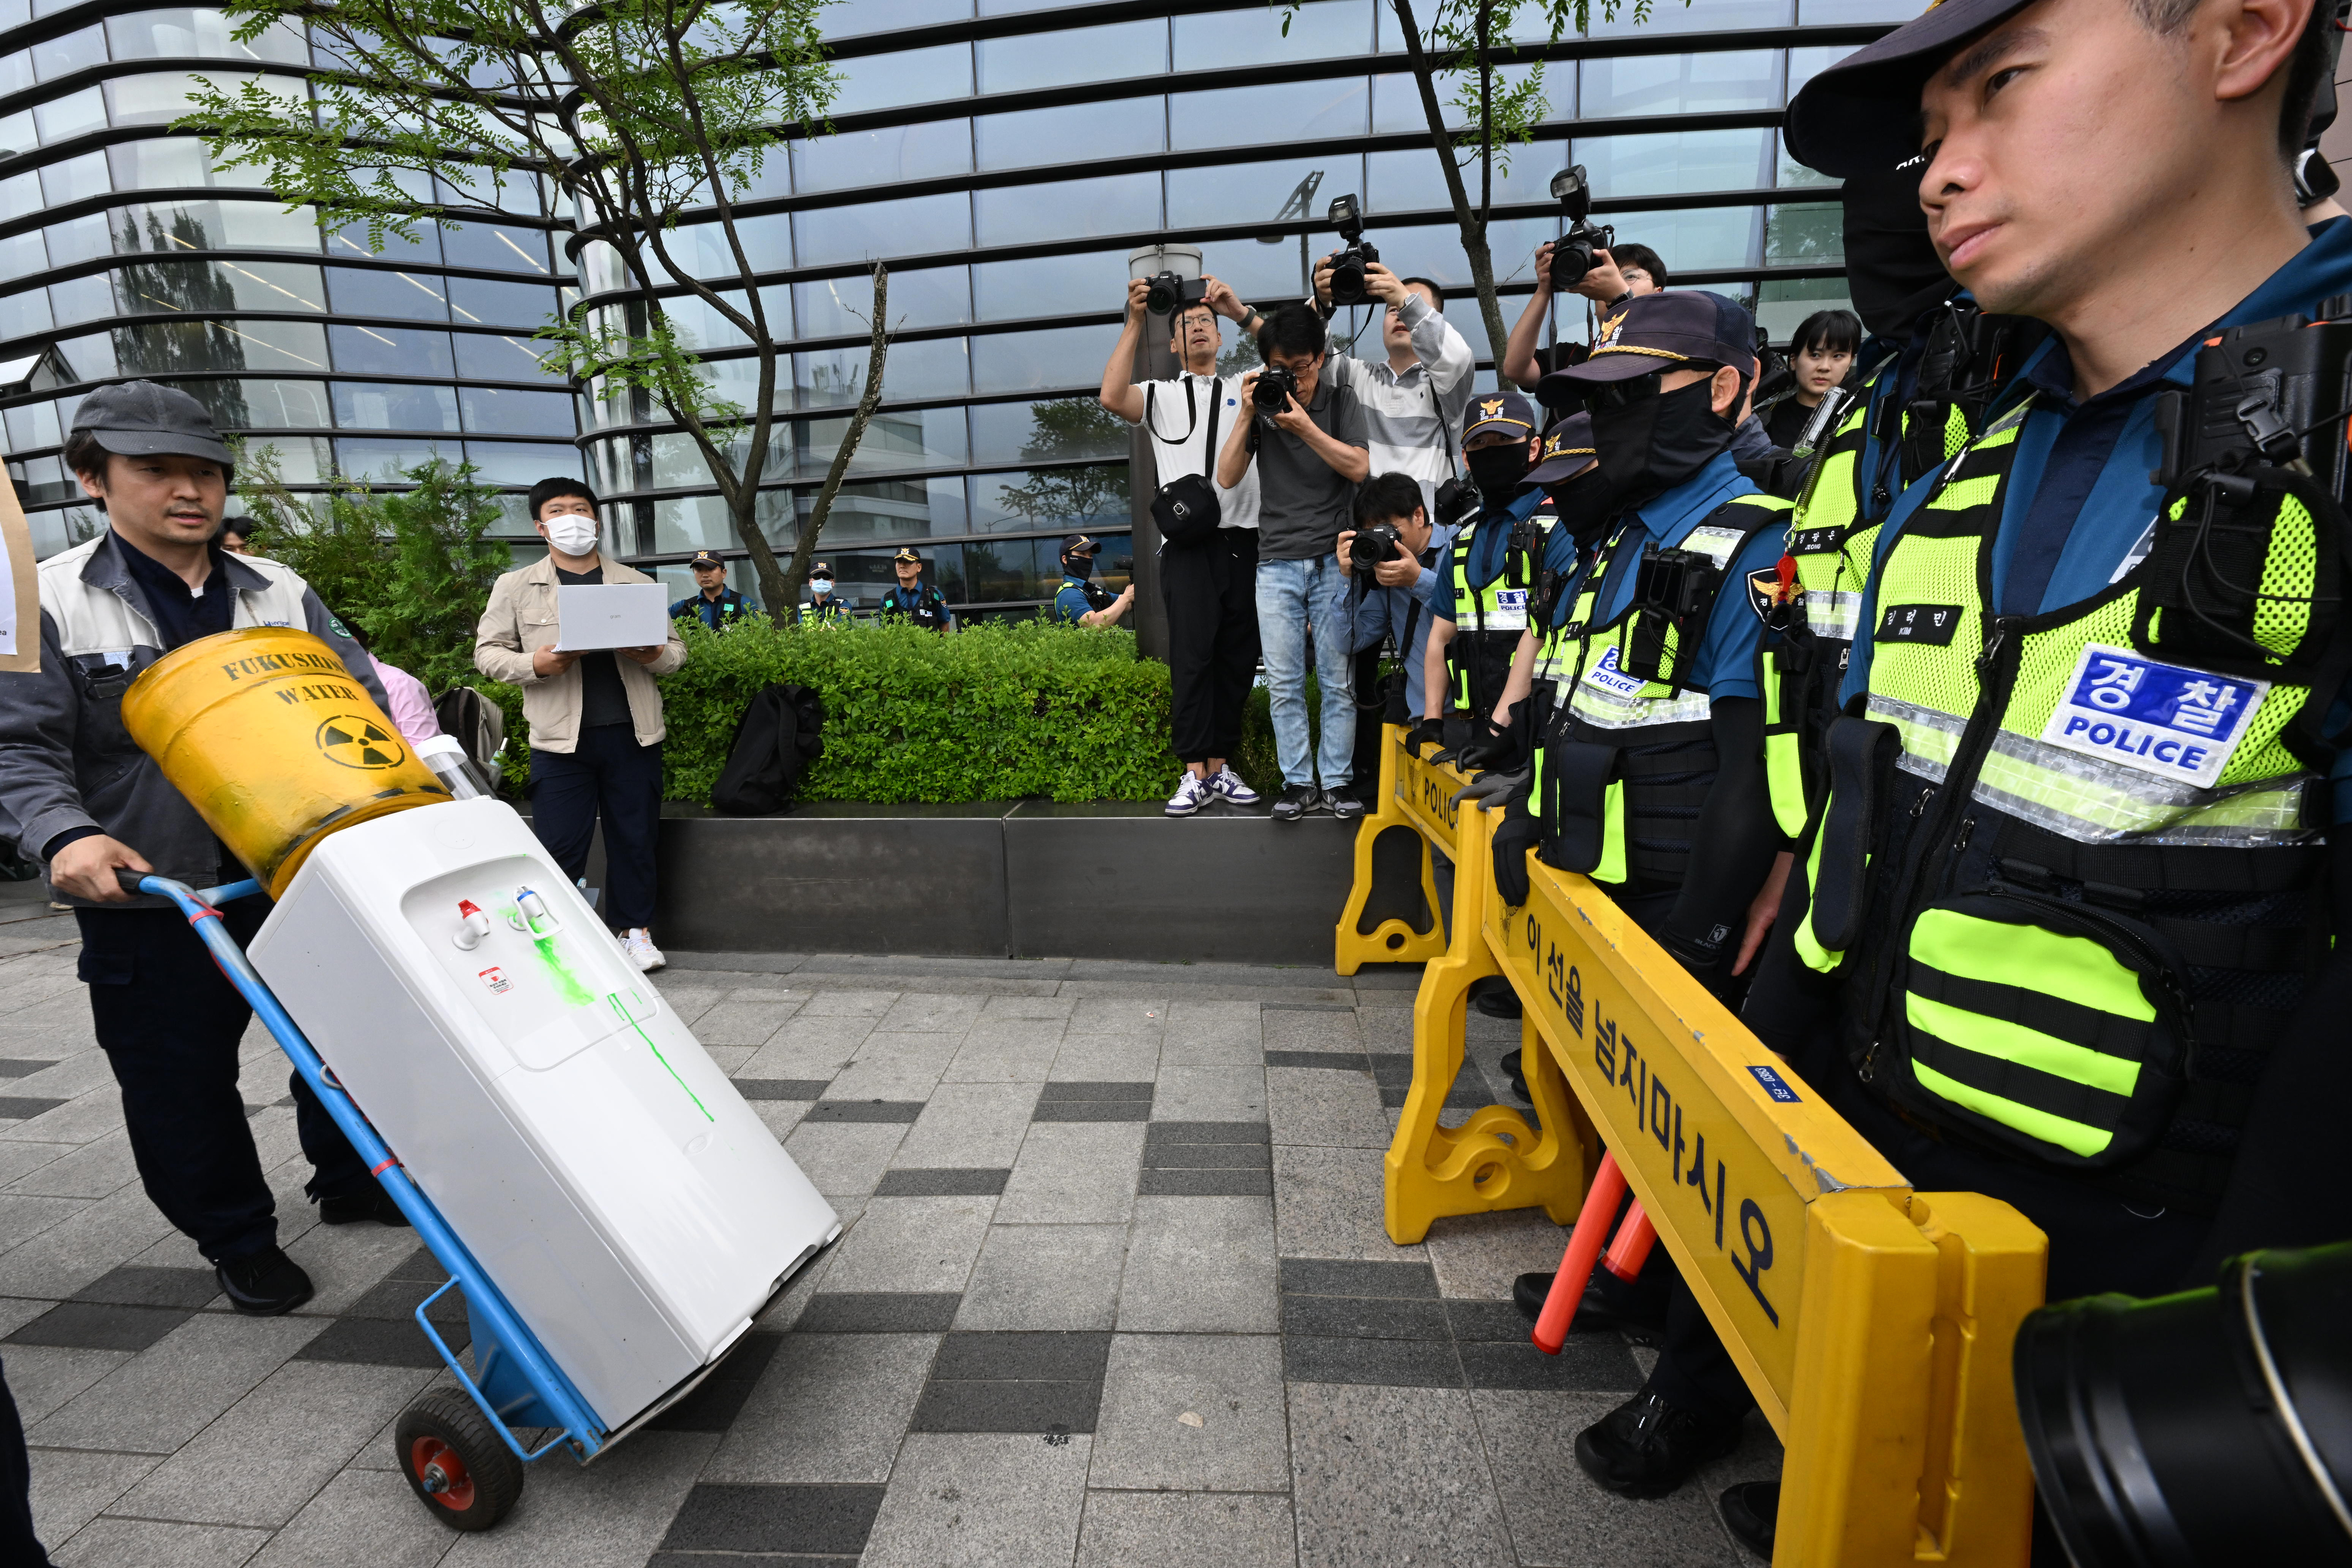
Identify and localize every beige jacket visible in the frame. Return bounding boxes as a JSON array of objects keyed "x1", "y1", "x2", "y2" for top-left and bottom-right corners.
[{"x1": 474, "y1": 554, "x2": 687, "y2": 754}]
